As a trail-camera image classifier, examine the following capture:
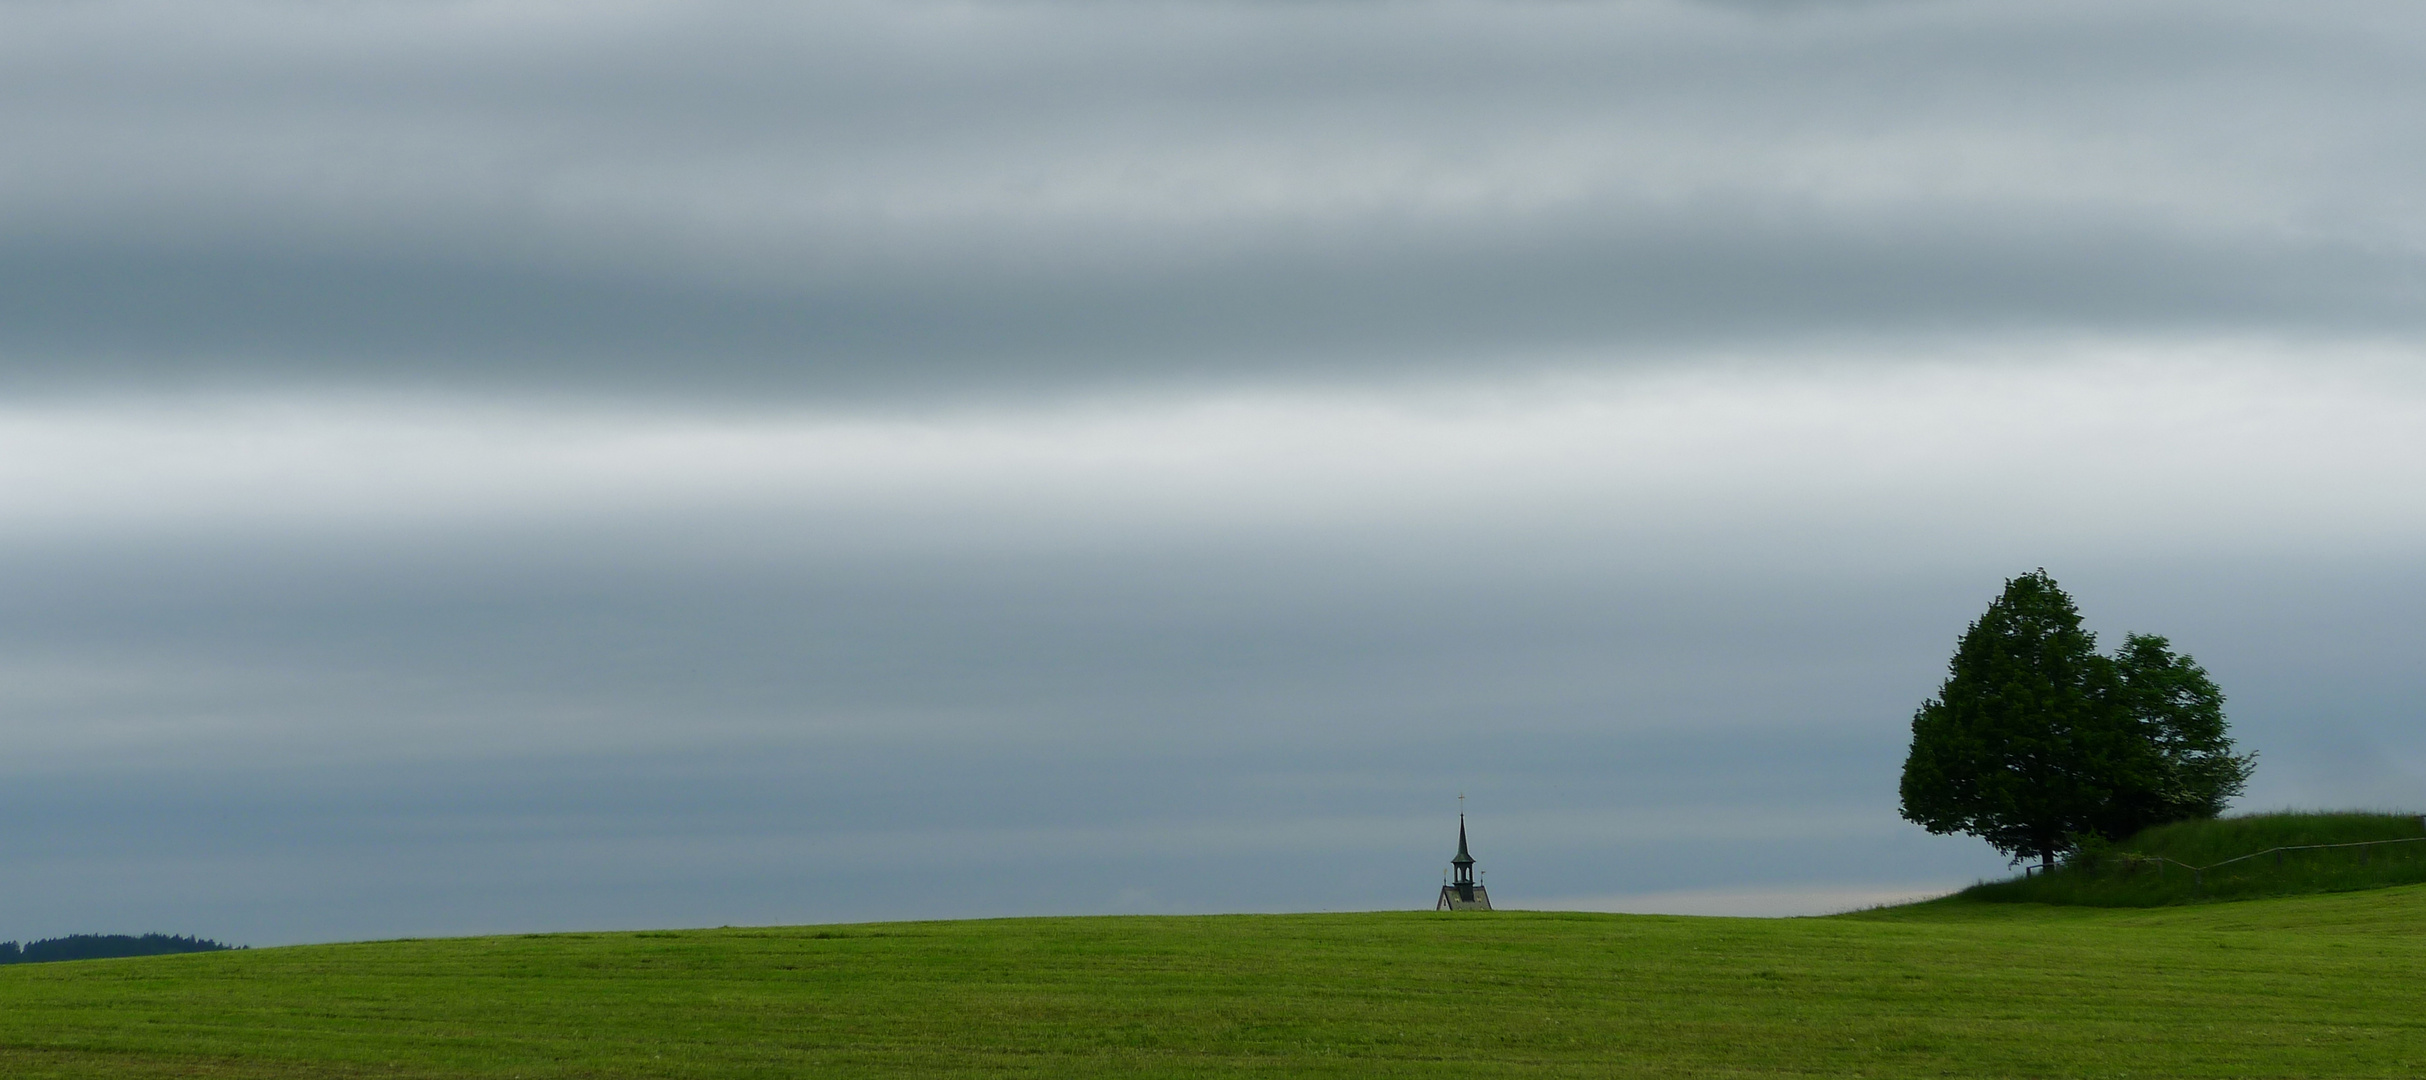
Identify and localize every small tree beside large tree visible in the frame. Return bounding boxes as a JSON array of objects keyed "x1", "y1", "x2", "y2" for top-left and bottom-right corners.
[{"x1": 1899, "y1": 570, "x2": 2253, "y2": 870}]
